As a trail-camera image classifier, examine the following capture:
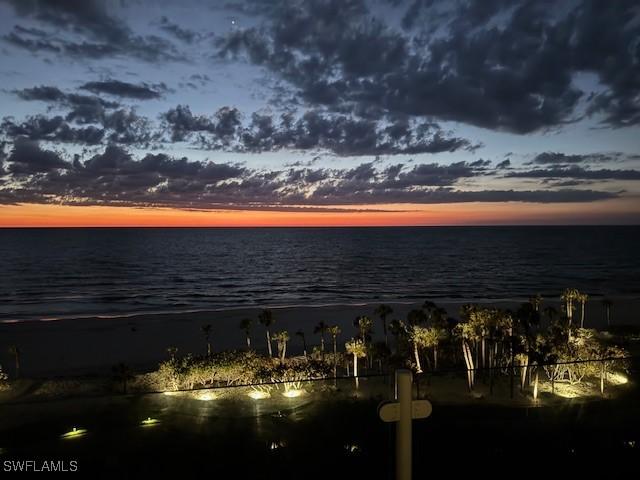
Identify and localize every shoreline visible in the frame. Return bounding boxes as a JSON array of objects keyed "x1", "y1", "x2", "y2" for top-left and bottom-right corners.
[
  {"x1": 1, "y1": 296, "x2": 638, "y2": 377},
  {"x1": 2, "y1": 293, "x2": 639, "y2": 324}
]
